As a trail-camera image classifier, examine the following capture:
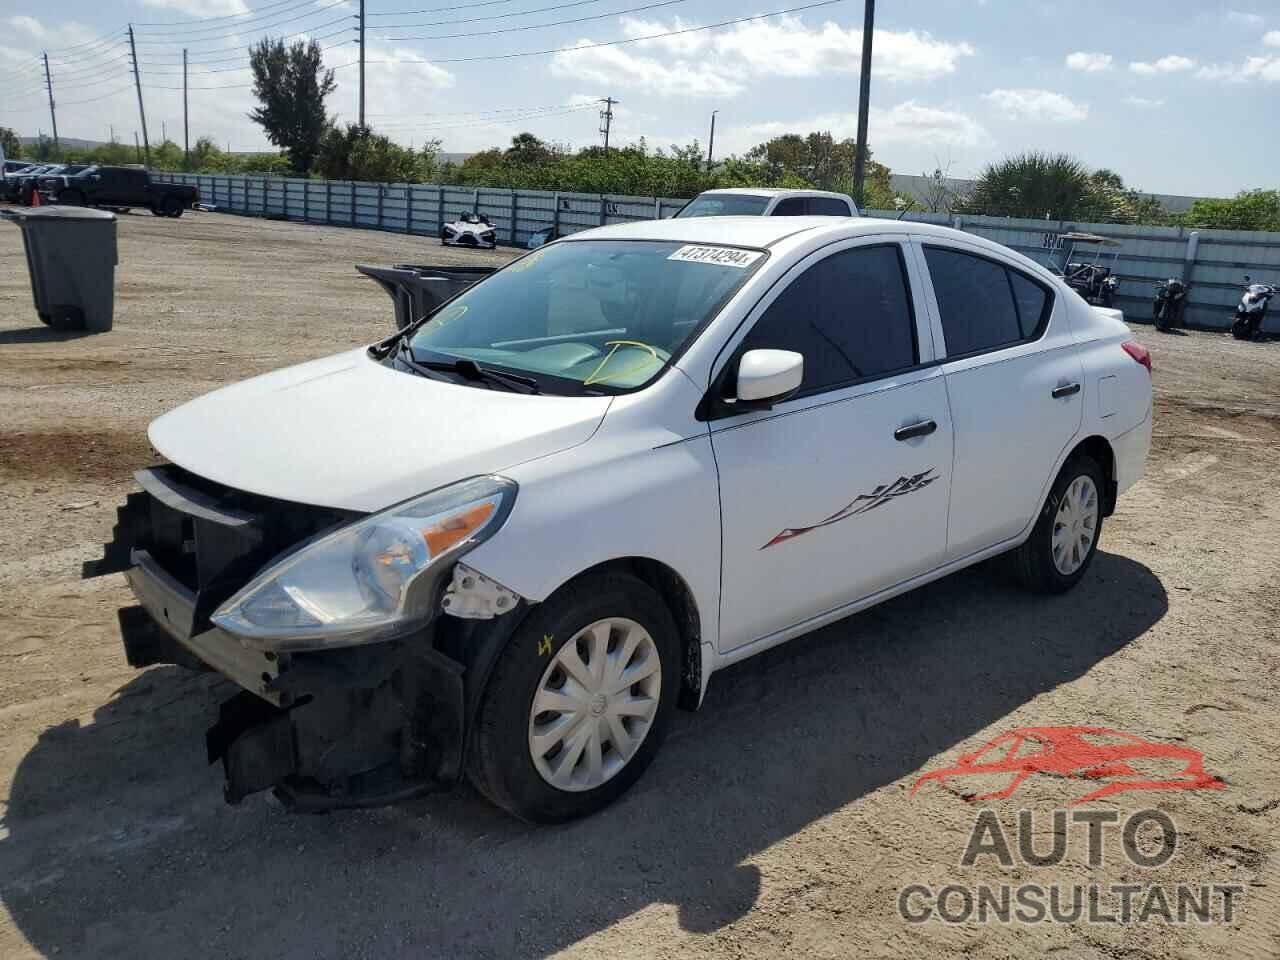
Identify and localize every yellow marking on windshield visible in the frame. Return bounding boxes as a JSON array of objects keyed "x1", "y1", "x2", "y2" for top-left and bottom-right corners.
[{"x1": 582, "y1": 340, "x2": 661, "y2": 386}]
